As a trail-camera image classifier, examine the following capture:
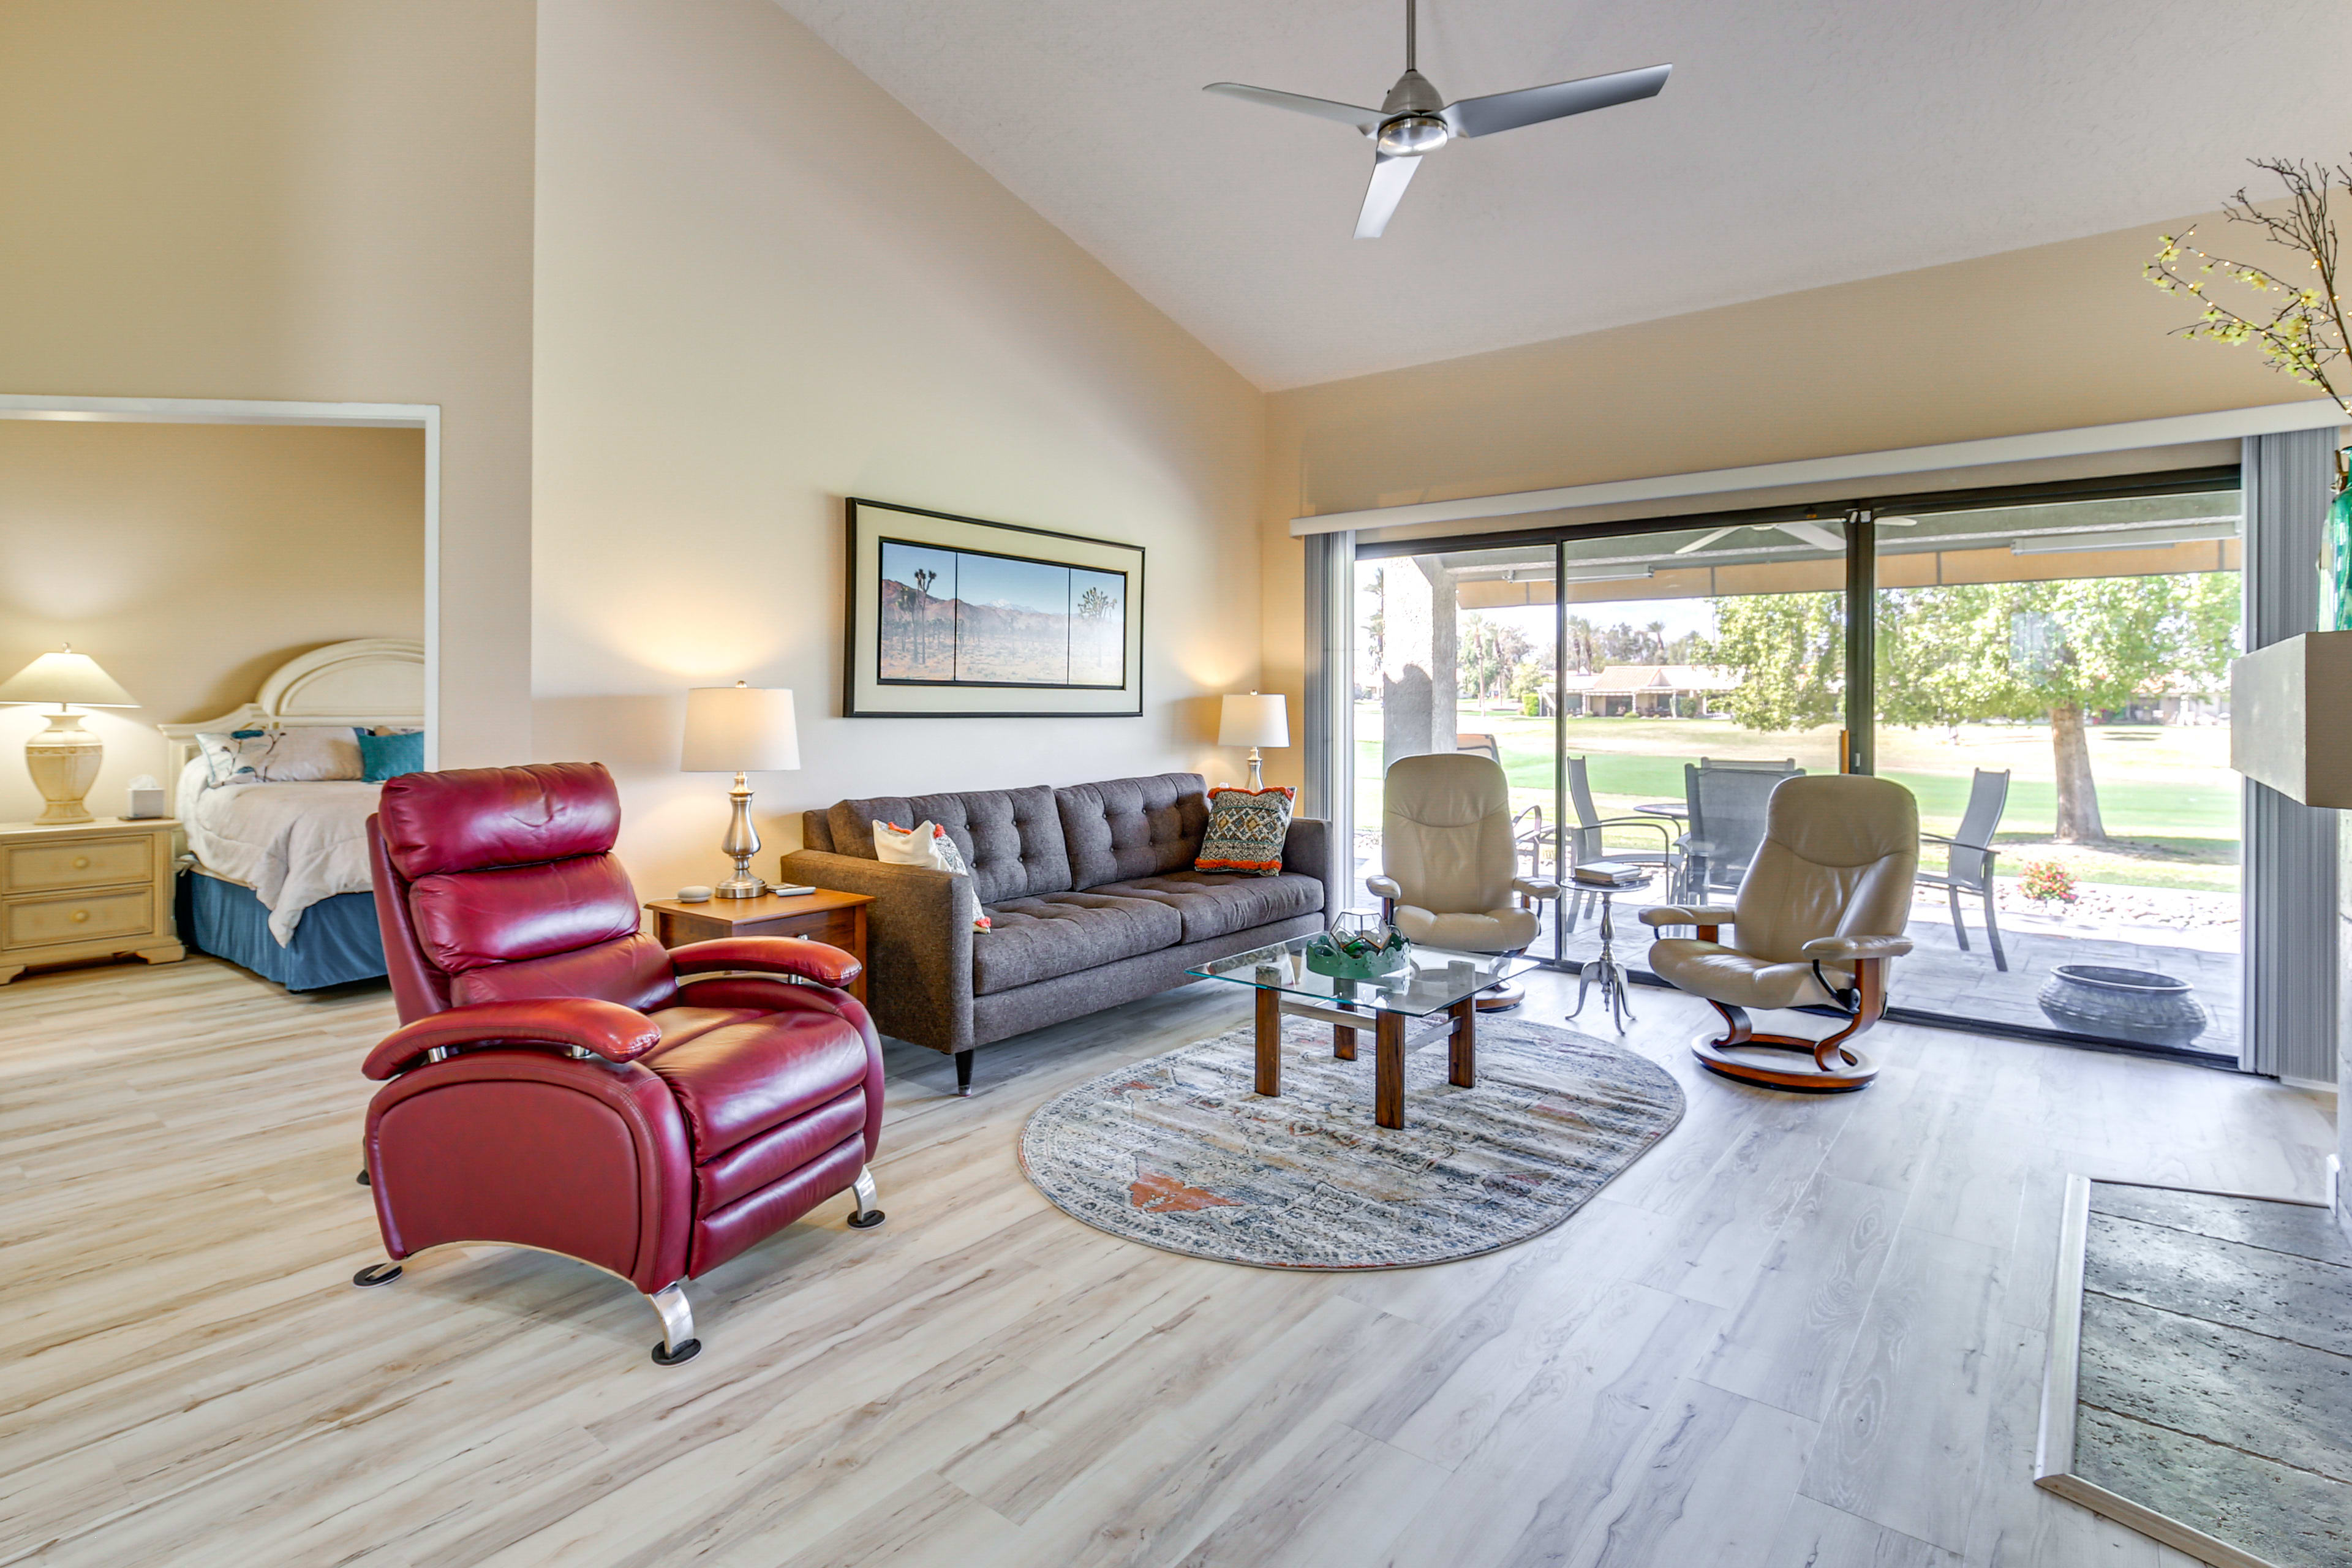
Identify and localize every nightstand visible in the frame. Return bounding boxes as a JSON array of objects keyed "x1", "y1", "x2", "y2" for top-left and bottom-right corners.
[
  {"x1": 0, "y1": 817, "x2": 185, "y2": 984},
  {"x1": 644, "y1": 888, "x2": 874, "y2": 1003}
]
